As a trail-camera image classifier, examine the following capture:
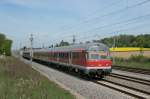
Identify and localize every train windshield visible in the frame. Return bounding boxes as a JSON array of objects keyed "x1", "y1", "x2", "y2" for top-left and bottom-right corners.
[
  {"x1": 90, "y1": 54, "x2": 100, "y2": 59},
  {"x1": 88, "y1": 52, "x2": 110, "y2": 60}
]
